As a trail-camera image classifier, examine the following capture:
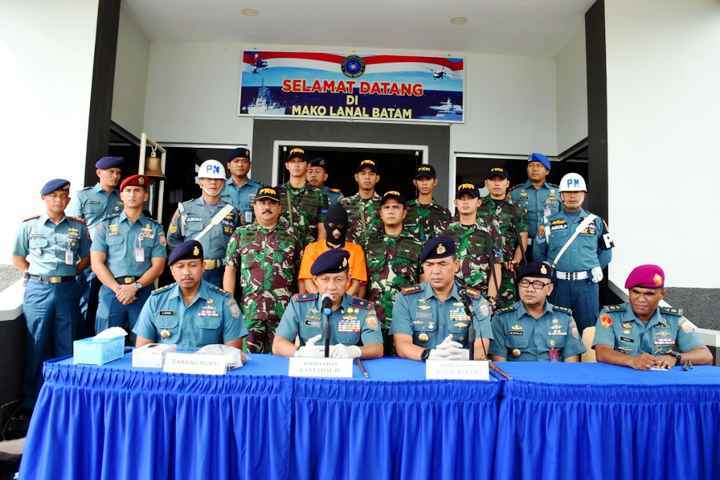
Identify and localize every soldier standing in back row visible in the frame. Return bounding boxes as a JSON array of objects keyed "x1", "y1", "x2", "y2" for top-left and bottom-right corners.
[
  {"x1": 340, "y1": 159, "x2": 382, "y2": 250},
  {"x1": 403, "y1": 164, "x2": 451, "y2": 242}
]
